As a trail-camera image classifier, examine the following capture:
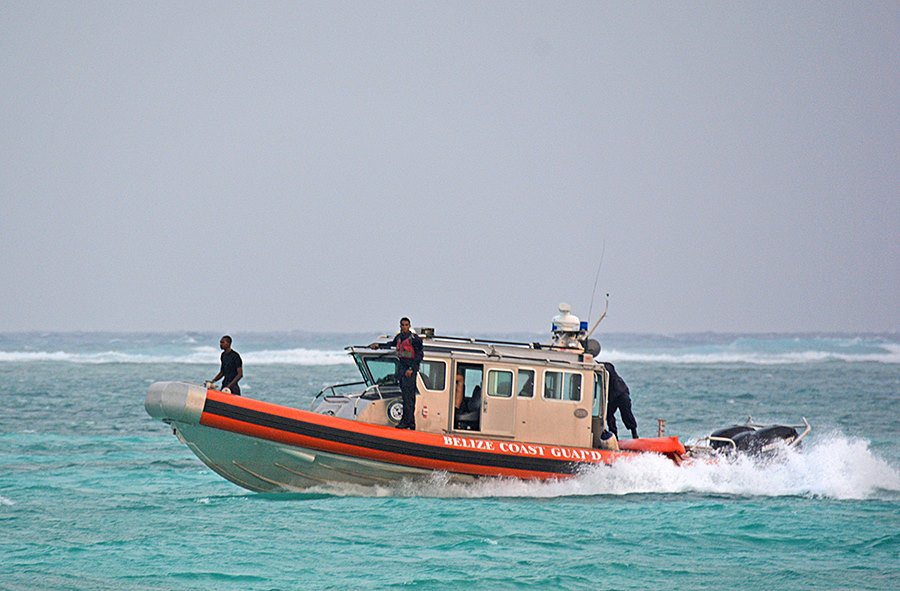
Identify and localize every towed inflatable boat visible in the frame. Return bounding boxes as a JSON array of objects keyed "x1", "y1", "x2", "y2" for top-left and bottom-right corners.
[
  {"x1": 144, "y1": 306, "x2": 807, "y2": 492},
  {"x1": 685, "y1": 417, "x2": 811, "y2": 459}
]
